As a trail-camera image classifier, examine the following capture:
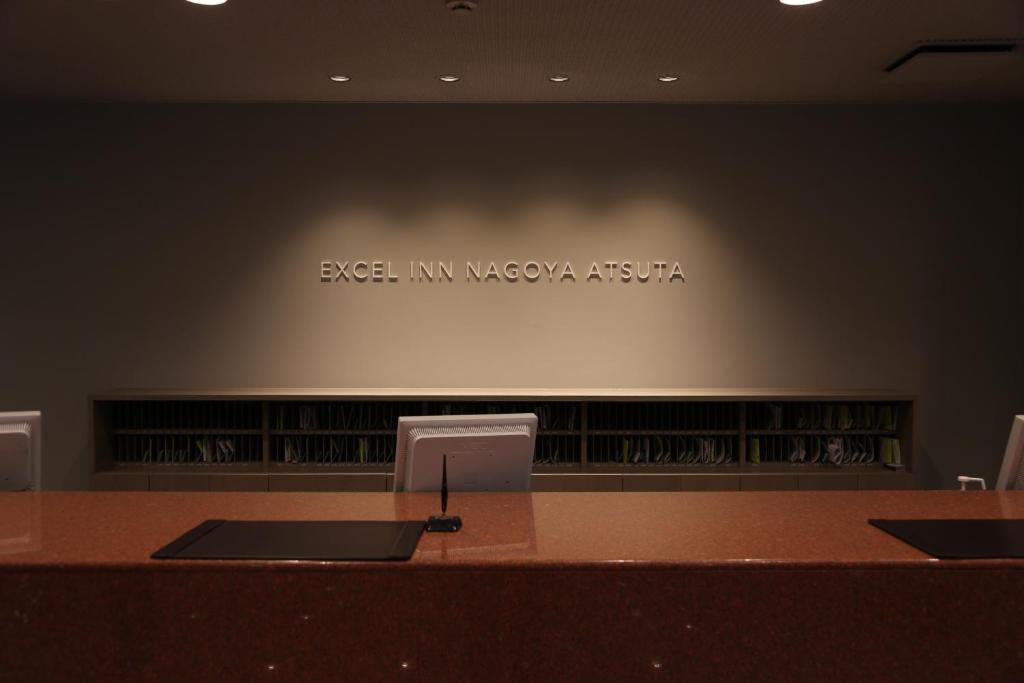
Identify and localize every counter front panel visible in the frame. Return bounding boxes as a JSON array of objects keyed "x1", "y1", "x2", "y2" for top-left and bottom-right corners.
[{"x1": 2, "y1": 491, "x2": 1021, "y2": 681}]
